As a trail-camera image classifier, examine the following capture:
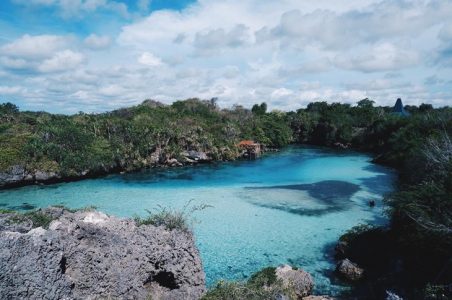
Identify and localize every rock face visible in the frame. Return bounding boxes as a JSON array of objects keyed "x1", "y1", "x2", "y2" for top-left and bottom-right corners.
[
  {"x1": 336, "y1": 258, "x2": 364, "y2": 281},
  {"x1": 0, "y1": 165, "x2": 29, "y2": 187},
  {"x1": 182, "y1": 150, "x2": 211, "y2": 162},
  {"x1": 276, "y1": 265, "x2": 314, "y2": 298},
  {"x1": 0, "y1": 209, "x2": 206, "y2": 300}
]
